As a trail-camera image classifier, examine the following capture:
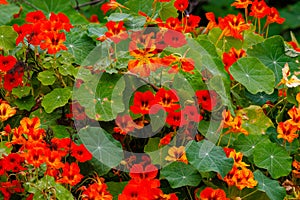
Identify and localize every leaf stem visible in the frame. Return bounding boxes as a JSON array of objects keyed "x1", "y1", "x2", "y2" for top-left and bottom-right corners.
[{"x1": 241, "y1": 189, "x2": 258, "y2": 199}]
